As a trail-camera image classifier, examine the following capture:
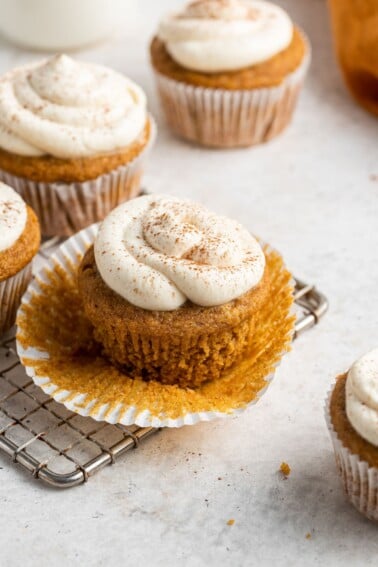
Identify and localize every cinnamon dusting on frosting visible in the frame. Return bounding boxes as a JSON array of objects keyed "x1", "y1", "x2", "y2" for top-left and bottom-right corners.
[
  {"x1": 0, "y1": 54, "x2": 147, "y2": 158},
  {"x1": 94, "y1": 194, "x2": 265, "y2": 311},
  {"x1": 158, "y1": 0, "x2": 293, "y2": 73},
  {"x1": 182, "y1": 0, "x2": 259, "y2": 20}
]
